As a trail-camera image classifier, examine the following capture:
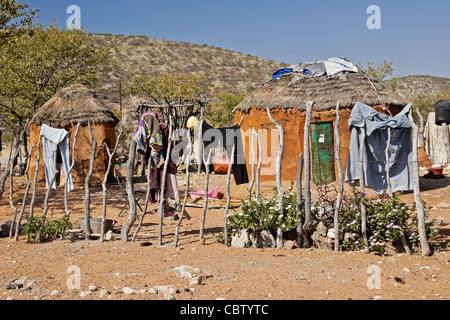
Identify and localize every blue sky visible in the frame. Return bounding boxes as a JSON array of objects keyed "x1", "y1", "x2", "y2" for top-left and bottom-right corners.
[{"x1": 26, "y1": 0, "x2": 450, "y2": 78}]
